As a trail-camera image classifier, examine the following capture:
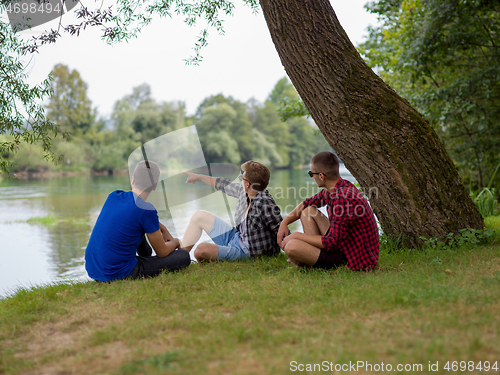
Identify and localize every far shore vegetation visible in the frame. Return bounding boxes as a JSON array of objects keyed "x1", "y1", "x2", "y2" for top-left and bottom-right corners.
[
  {"x1": 1, "y1": 68, "x2": 330, "y2": 177},
  {"x1": 1, "y1": 216, "x2": 499, "y2": 374}
]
